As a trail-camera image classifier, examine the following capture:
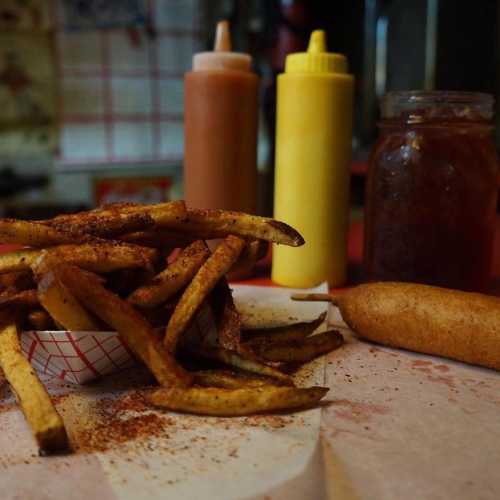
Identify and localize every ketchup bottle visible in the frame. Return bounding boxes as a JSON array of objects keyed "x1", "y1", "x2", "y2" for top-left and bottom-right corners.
[{"x1": 183, "y1": 21, "x2": 259, "y2": 214}]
